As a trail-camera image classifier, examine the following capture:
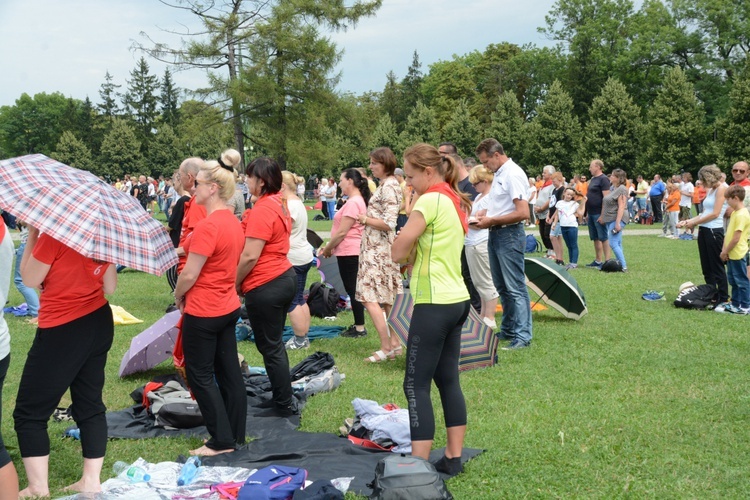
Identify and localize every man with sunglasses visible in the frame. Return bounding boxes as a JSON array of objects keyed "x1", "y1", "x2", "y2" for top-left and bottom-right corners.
[{"x1": 725, "y1": 161, "x2": 750, "y2": 217}]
